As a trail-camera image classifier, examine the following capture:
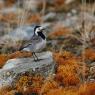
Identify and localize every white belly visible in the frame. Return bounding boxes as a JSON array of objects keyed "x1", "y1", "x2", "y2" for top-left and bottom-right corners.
[{"x1": 35, "y1": 39, "x2": 46, "y2": 52}]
